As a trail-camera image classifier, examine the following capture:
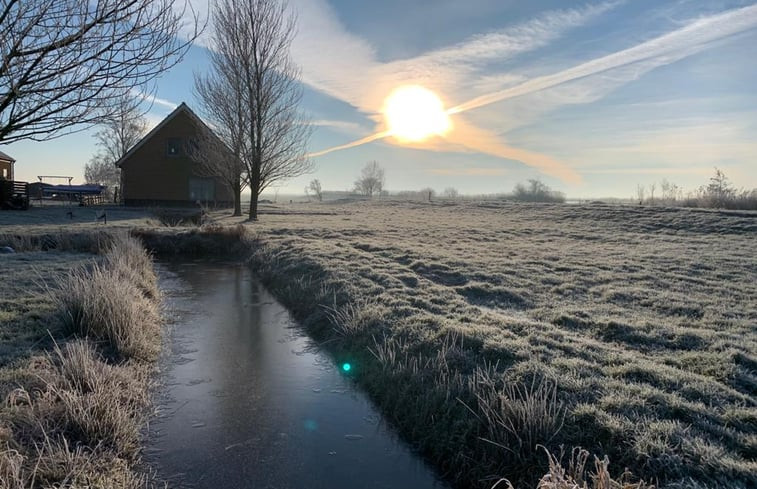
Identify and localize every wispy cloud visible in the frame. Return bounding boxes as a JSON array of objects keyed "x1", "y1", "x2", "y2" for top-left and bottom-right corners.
[
  {"x1": 429, "y1": 167, "x2": 508, "y2": 177},
  {"x1": 307, "y1": 131, "x2": 390, "y2": 158},
  {"x1": 449, "y1": 3, "x2": 757, "y2": 113},
  {"x1": 291, "y1": 0, "x2": 617, "y2": 180},
  {"x1": 291, "y1": 0, "x2": 618, "y2": 111},
  {"x1": 414, "y1": 1, "x2": 621, "y2": 66},
  {"x1": 187, "y1": 1, "x2": 757, "y2": 187},
  {"x1": 131, "y1": 88, "x2": 178, "y2": 111},
  {"x1": 310, "y1": 119, "x2": 368, "y2": 134},
  {"x1": 580, "y1": 167, "x2": 713, "y2": 176}
]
